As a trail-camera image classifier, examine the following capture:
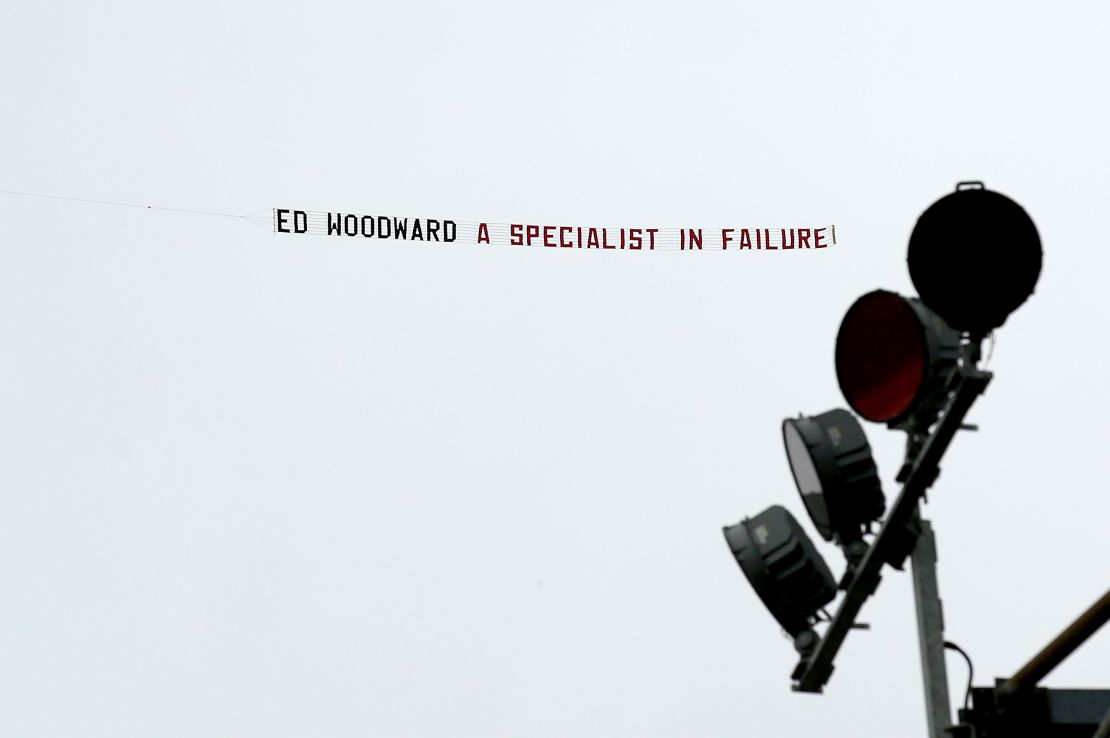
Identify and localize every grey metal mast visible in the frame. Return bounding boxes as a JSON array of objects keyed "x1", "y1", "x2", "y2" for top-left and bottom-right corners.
[{"x1": 911, "y1": 514, "x2": 952, "y2": 738}]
